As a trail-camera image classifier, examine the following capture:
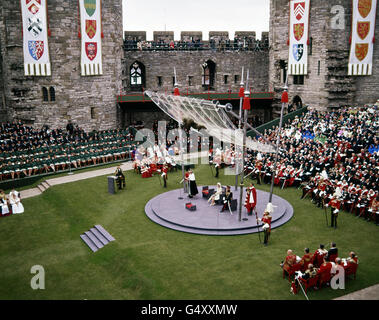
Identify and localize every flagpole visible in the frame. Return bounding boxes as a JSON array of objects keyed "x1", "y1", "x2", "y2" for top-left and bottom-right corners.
[
  {"x1": 238, "y1": 69, "x2": 249, "y2": 222},
  {"x1": 173, "y1": 67, "x2": 185, "y2": 194},
  {"x1": 235, "y1": 67, "x2": 244, "y2": 191},
  {"x1": 268, "y1": 74, "x2": 288, "y2": 206}
]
